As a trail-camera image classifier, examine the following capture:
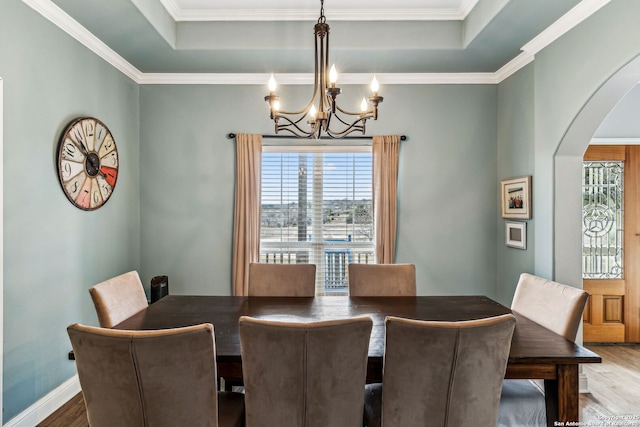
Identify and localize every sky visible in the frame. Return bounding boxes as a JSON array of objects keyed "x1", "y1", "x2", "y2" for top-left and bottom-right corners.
[{"x1": 262, "y1": 152, "x2": 372, "y2": 204}]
